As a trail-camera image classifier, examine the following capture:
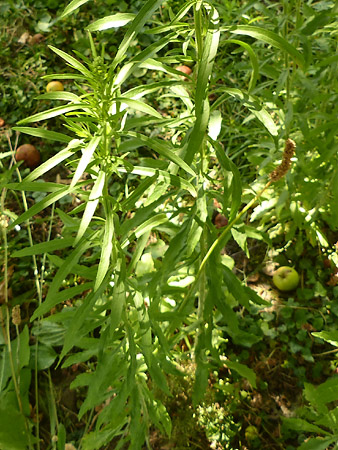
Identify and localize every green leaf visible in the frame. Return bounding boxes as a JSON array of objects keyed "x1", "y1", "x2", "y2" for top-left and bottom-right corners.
[
  {"x1": 219, "y1": 88, "x2": 278, "y2": 136},
  {"x1": 60, "y1": 0, "x2": 92, "y2": 18},
  {"x1": 121, "y1": 213, "x2": 168, "y2": 248},
  {"x1": 0, "y1": 404, "x2": 32, "y2": 450},
  {"x1": 226, "y1": 25, "x2": 305, "y2": 68},
  {"x1": 113, "y1": 97, "x2": 162, "y2": 119},
  {"x1": 70, "y1": 135, "x2": 101, "y2": 188},
  {"x1": 12, "y1": 237, "x2": 74, "y2": 257},
  {"x1": 94, "y1": 199, "x2": 114, "y2": 291},
  {"x1": 49, "y1": 46, "x2": 93, "y2": 78},
  {"x1": 312, "y1": 330, "x2": 338, "y2": 347},
  {"x1": 225, "y1": 39, "x2": 259, "y2": 92},
  {"x1": 36, "y1": 91, "x2": 82, "y2": 102},
  {"x1": 283, "y1": 418, "x2": 329, "y2": 435},
  {"x1": 25, "y1": 141, "x2": 81, "y2": 183},
  {"x1": 8, "y1": 186, "x2": 72, "y2": 231},
  {"x1": 121, "y1": 132, "x2": 196, "y2": 176},
  {"x1": 298, "y1": 437, "x2": 338, "y2": 450},
  {"x1": 17, "y1": 103, "x2": 89, "y2": 125},
  {"x1": 225, "y1": 359, "x2": 256, "y2": 388},
  {"x1": 13, "y1": 127, "x2": 72, "y2": 143},
  {"x1": 31, "y1": 239, "x2": 92, "y2": 320},
  {"x1": 74, "y1": 171, "x2": 106, "y2": 245},
  {"x1": 118, "y1": 166, "x2": 197, "y2": 197},
  {"x1": 112, "y1": 0, "x2": 164, "y2": 67},
  {"x1": 86, "y1": 14, "x2": 135, "y2": 31}
]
